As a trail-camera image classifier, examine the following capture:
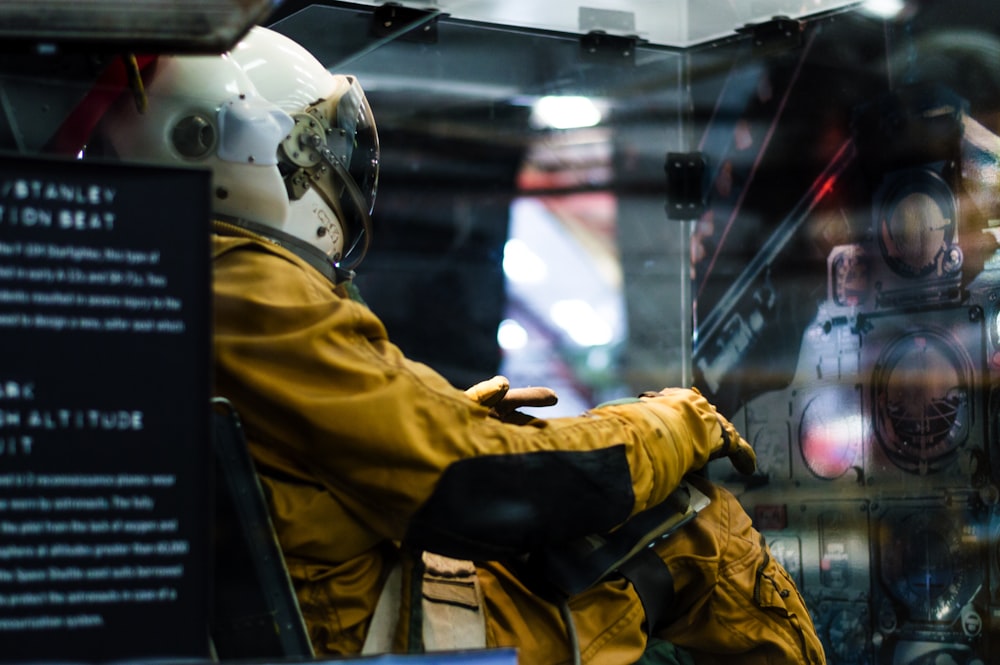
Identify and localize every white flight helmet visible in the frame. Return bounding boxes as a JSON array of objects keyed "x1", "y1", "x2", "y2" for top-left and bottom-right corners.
[
  {"x1": 91, "y1": 52, "x2": 295, "y2": 229},
  {"x1": 91, "y1": 25, "x2": 378, "y2": 276}
]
